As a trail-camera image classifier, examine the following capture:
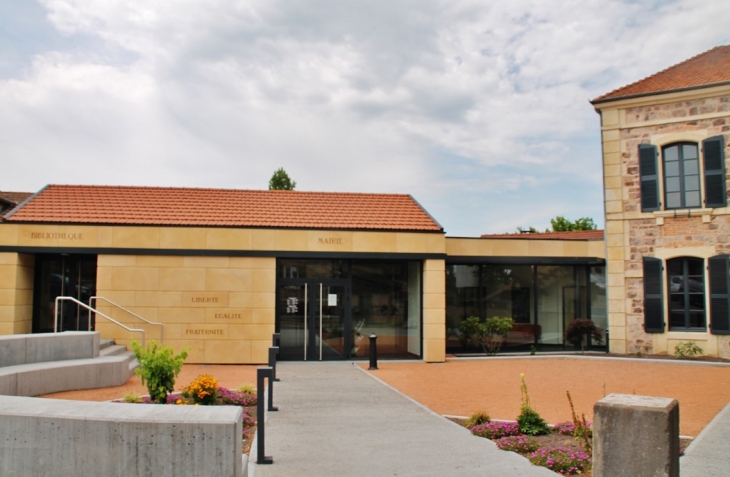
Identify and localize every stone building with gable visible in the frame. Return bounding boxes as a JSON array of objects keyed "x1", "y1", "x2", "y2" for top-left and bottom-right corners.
[{"x1": 592, "y1": 45, "x2": 730, "y2": 357}]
